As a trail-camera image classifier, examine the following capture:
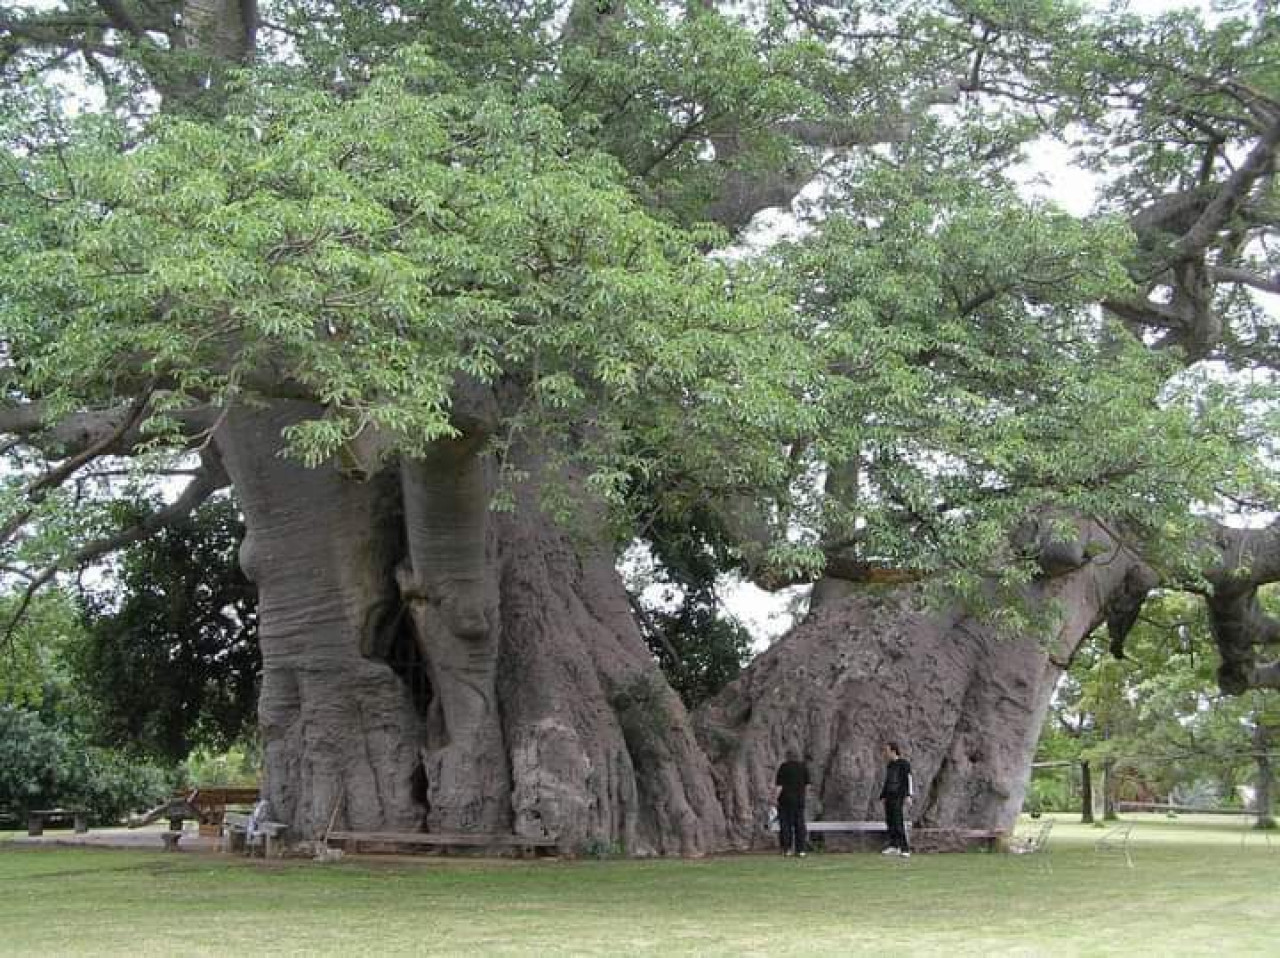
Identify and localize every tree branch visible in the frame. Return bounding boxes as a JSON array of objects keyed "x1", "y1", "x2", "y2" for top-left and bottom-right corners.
[
  {"x1": 0, "y1": 451, "x2": 230, "y2": 648},
  {"x1": 1208, "y1": 265, "x2": 1280, "y2": 295},
  {"x1": 1174, "y1": 117, "x2": 1280, "y2": 260}
]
